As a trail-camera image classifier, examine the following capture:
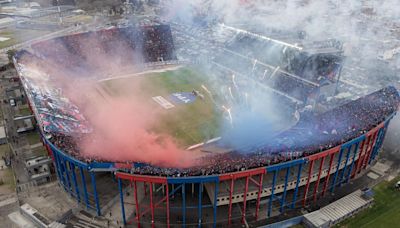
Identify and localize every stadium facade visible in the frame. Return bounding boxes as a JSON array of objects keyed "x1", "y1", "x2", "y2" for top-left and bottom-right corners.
[
  {"x1": 13, "y1": 25, "x2": 399, "y2": 227},
  {"x1": 45, "y1": 113, "x2": 393, "y2": 227}
]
